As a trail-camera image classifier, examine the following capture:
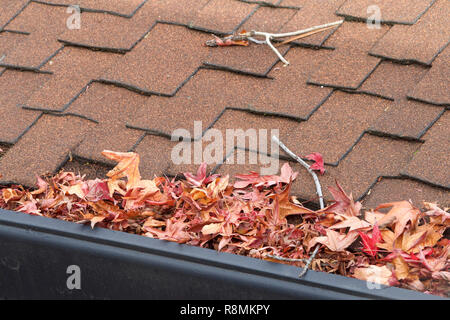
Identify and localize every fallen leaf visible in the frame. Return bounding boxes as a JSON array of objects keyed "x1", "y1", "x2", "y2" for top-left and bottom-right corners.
[
  {"x1": 392, "y1": 255, "x2": 410, "y2": 280},
  {"x1": 358, "y1": 225, "x2": 382, "y2": 257},
  {"x1": 329, "y1": 216, "x2": 371, "y2": 232},
  {"x1": 328, "y1": 181, "x2": 361, "y2": 217},
  {"x1": 305, "y1": 152, "x2": 325, "y2": 175},
  {"x1": 309, "y1": 229, "x2": 358, "y2": 252},
  {"x1": 376, "y1": 201, "x2": 421, "y2": 238},
  {"x1": 90, "y1": 216, "x2": 106, "y2": 229},
  {"x1": 101, "y1": 150, "x2": 141, "y2": 189},
  {"x1": 354, "y1": 265, "x2": 393, "y2": 286}
]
